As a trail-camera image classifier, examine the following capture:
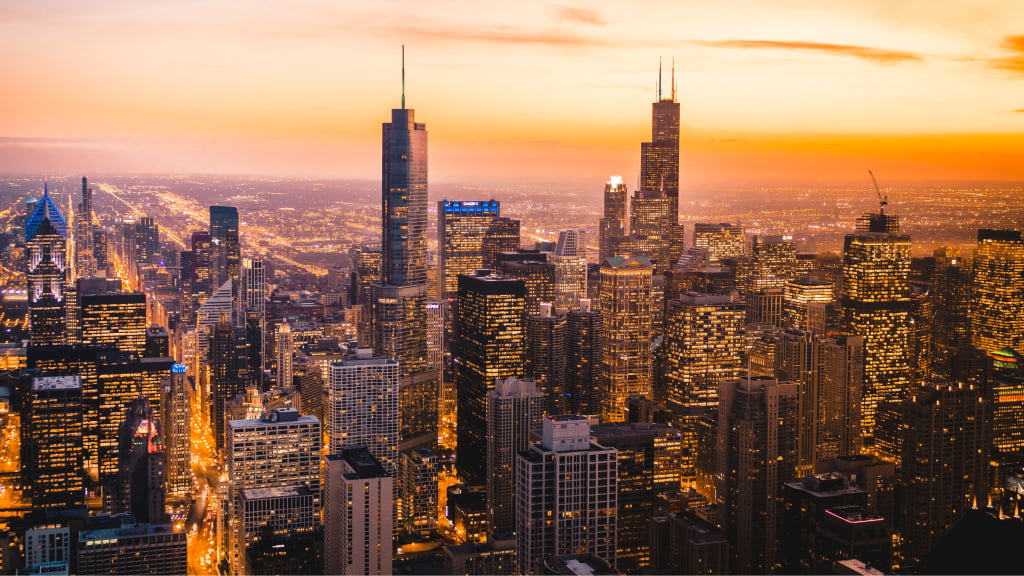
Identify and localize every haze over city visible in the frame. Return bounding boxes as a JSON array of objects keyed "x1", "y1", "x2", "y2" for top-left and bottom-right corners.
[{"x1": 3, "y1": 0, "x2": 1024, "y2": 188}]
